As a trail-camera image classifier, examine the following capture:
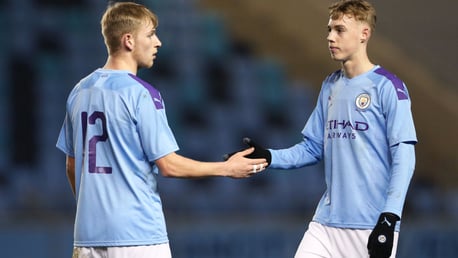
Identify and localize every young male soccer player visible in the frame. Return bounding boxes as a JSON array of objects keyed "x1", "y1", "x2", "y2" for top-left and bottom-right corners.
[
  {"x1": 233, "y1": 0, "x2": 417, "y2": 257},
  {"x1": 56, "y1": 2, "x2": 267, "y2": 257}
]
